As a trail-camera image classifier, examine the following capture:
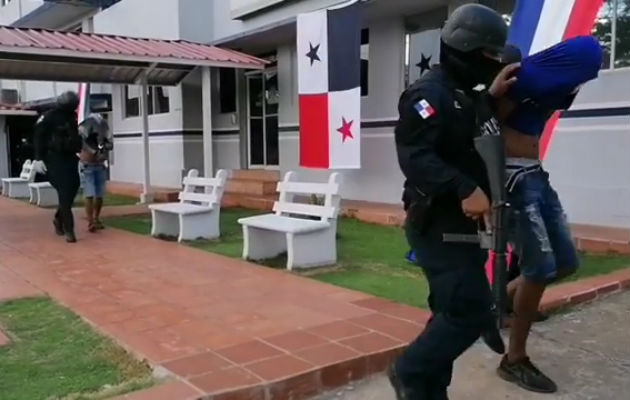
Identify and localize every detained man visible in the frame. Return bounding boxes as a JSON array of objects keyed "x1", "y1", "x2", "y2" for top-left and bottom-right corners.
[{"x1": 492, "y1": 35, "x2": 603, "y2": 393}]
